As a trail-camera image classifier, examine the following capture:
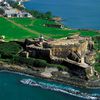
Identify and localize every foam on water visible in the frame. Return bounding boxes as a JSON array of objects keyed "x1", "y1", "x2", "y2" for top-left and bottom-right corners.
[
  {"x1": 20, "y1": 79, "x2": 100, "y2": 100},
  {"x1": 0, "y1": 71, "x2": 100, "y2": 100}
]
